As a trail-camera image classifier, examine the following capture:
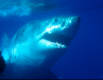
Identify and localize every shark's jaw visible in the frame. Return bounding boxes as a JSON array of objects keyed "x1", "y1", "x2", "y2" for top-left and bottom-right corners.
[{"x1": 2, "y1": 16, "x2": 80, "y2": 69}]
